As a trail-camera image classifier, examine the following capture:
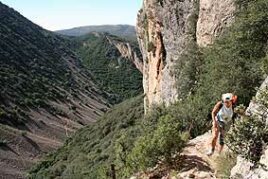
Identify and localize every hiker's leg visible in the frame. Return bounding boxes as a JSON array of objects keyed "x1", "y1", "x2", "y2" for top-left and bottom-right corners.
[
  {"x1": 219, "y1": 122, "x2": 225, "y2": 153},
  {"x1": 211, "y1": 124, "x2": 219, "y2": 151}
]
